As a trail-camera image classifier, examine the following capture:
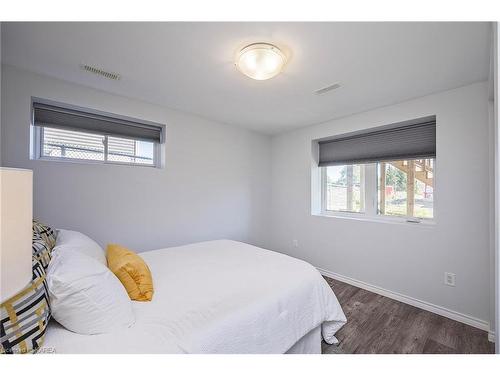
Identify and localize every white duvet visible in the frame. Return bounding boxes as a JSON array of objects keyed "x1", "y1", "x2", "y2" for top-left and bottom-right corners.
[{"x1": 43, "y1": 240, "x2": 346, "y2": 354}]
